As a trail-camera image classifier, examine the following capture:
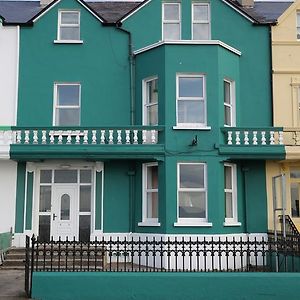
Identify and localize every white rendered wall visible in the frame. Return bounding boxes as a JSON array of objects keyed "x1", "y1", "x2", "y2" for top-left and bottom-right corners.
[
  {"x1": 0, "y1": 161, "x2": 17, "y2": 233},
  {"x1": 0, "y1": 22, "x2": 18, "y2": 126}
]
